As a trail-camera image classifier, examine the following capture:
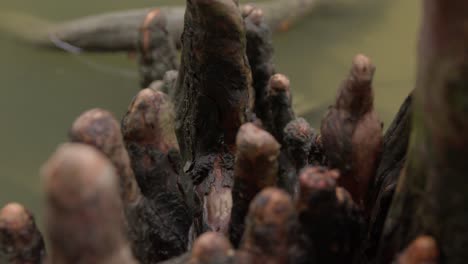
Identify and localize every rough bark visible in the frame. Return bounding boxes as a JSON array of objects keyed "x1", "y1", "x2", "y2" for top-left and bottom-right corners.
[
  {"x1": 137, "y1": 9, "x2": 179, "y2": 89},
  {"x1": 237, "y1": 188, "x2": 295, "y2": 264},
  {"x1": 281, "y1": 118, "x2": 316, "y2": 196},
  {"x1": 122, "y1": 88, "x2": 193, "y2": 262},
  {"x1": 229, "y1": 123, "x2": 280, "y2": 247},
  {"x1": 26, "y1": 0, "x2": 323, "y2": 53},
  {"x1": 293, "y1": 167, "x2": 364, "y2": 264},
  {"x1": 174, "y1": 0, "x2": 253, "y2": 236},
  {"x1": 378, "y1": 1, "x2": 468, "y2": 263},
  {"x1": 321, "y1": 54, "x2": 383, "y2": 209},
  {"x1": 0, "y1": 203, "x2": 45, "y2": 264},
  {"x1": 41, "y1": 144, "x2": 138, "y2": 264}
]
